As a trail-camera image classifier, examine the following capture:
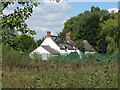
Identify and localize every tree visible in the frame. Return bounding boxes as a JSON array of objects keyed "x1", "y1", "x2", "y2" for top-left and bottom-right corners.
[
  {"x1": 100, "y1": 14, "x2": 119, "y2": 54},
  {"x1": 74, "y1": 39, "x2": 85, "y2": 52},
  {"x1": 0, "y1": 2, "x2": 39, "y2": 52},
  {"x1": 1, "y1": 2, "x2": 38, "y2": 35},
  {"x1": 59, "y1": 6, "x2": 111, "y2": 53},
  {"x1": 13, "y1": 34, "x2": 37, "y2": 53},
  {"x1": 36, "y1": 37, "x2": 45, "y2": 47}
]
